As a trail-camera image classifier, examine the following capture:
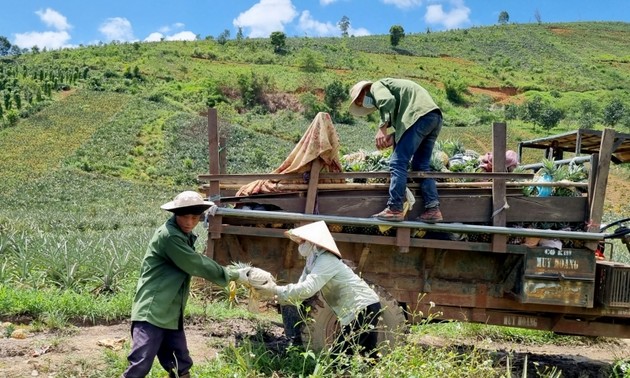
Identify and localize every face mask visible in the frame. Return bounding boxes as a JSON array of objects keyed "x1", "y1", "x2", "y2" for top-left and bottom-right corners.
[
  {"x1": 298, "y1": 241, "x2": 316, "y2": 257},
  {"x1": 362, "y1": 95, "x2": 375, "y2": 109}
]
